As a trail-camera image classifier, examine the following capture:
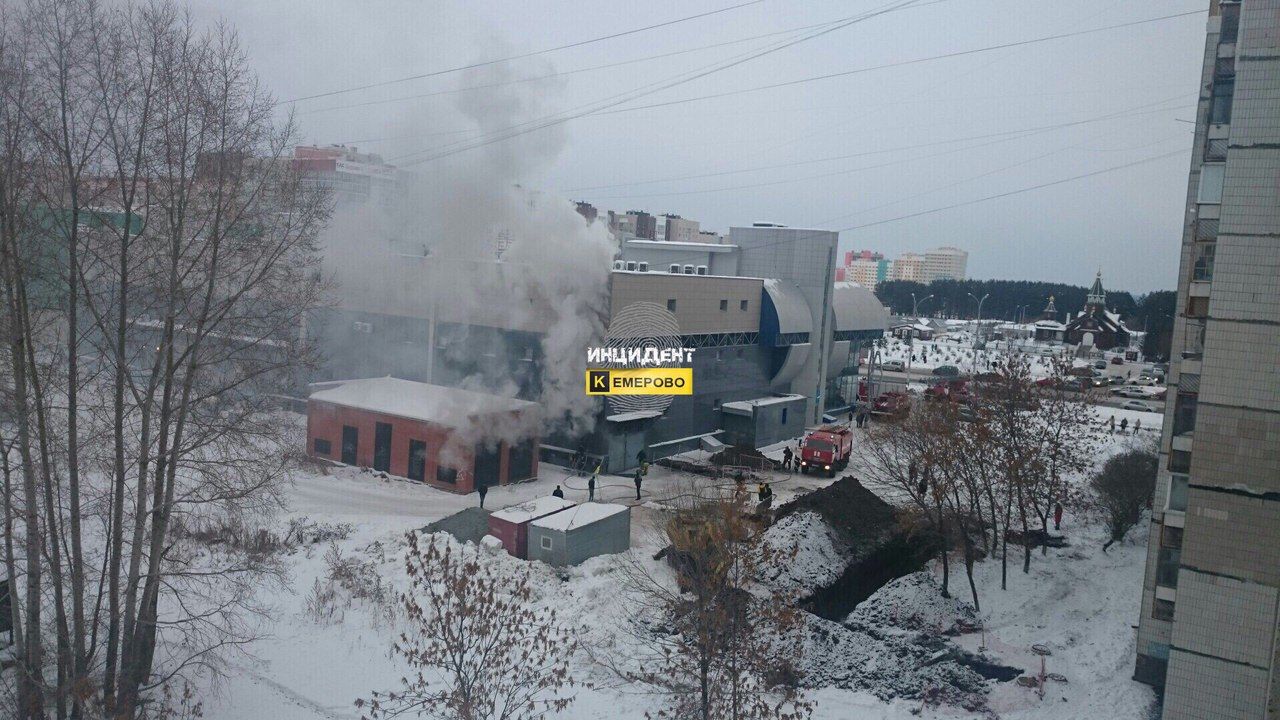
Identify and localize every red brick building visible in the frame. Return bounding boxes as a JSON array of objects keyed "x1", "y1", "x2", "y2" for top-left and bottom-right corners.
[{"x1": 306, "y1": 377, "x2": 539, "y2": 494}]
